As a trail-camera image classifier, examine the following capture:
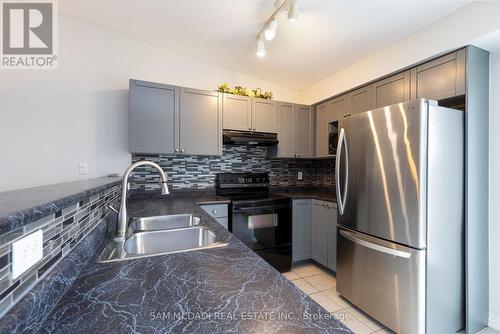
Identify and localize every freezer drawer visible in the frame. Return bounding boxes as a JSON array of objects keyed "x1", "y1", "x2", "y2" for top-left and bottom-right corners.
[{"x1": 337, "y1": 227, "x2": 425, "y2": 334}]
